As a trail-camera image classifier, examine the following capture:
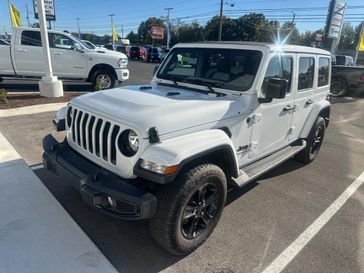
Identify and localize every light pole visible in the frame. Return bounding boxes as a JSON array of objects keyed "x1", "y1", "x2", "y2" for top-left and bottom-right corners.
[
  {"x1": 218, "y1": 0, "x2": 223, "y2": 41},
  {"x1": 109, "y1": 14, "x2": 115, "y2": 48},
  {"x1": 165, "y1": 8, "x2": 173, "y2": 49},
  {"x1": 76, "y1": 18, "x2": 81, "y2": 39},
  {"x1": 36, "y1": 0, "x2": 63, "y2": 97}
]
